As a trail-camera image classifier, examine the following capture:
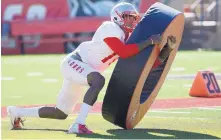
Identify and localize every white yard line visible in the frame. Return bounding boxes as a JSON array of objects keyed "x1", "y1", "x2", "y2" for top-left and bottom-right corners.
[
  {"x1": 27, "y1": 72, "x2": 43, "y2": 77},
  {"x1": 1, "y1": 77, "x2": 15, "y2": 81},
  {"x1": 8, "y1": 96, "x2": 22, "y2": 99},
  {"x1": 42, "y1": 78, "x2": 58, "y2": 83}
]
